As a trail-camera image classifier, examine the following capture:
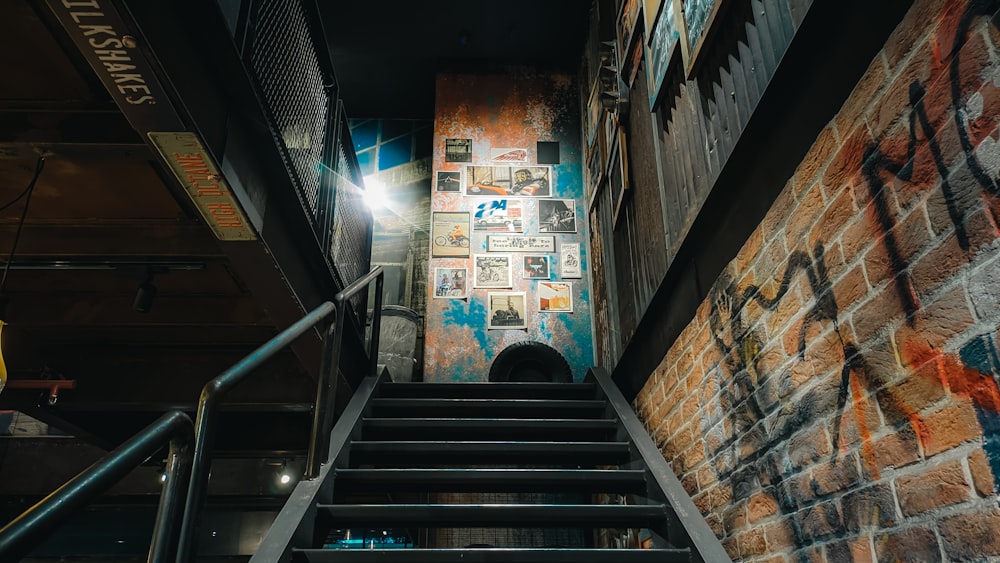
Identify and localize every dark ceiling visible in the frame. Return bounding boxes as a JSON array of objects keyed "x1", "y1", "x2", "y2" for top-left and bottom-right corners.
[{"x1": 320, "y1": 1, "x2": 593, "y2": 119}]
